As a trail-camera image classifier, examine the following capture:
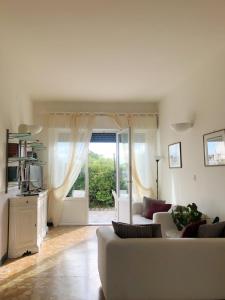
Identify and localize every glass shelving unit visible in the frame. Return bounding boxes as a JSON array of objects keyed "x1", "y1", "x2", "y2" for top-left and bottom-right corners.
[{"x1": 5, "y1": 129, "x2": 46, "y2": 193}]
